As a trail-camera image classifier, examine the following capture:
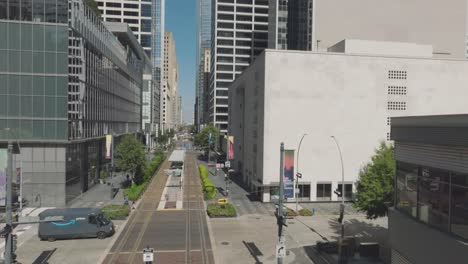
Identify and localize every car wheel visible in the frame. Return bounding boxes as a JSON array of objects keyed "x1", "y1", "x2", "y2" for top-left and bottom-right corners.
[
  {"x1": 97, "y1": 231, "x2": 106, "y2": 239},
  {"x1": 47, "y1": 236, "x2": 56, "y2": 242}
]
